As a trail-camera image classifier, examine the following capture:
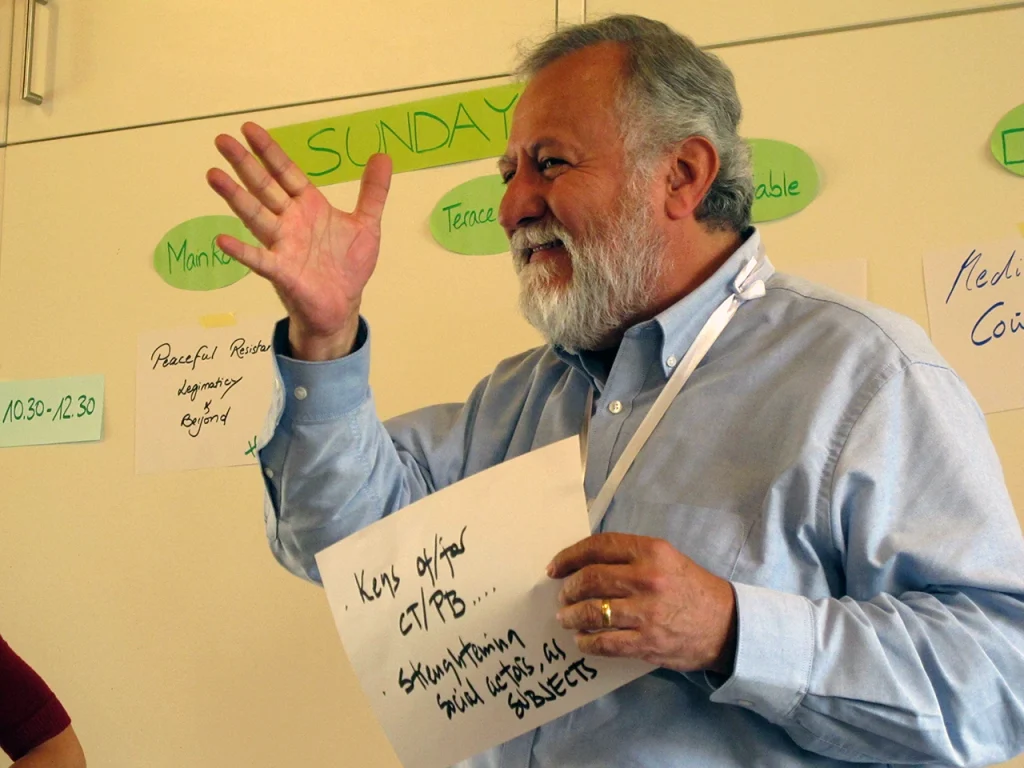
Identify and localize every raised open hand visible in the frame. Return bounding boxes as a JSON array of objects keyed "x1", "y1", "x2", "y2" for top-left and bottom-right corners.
[{"x1": 206, "y1": 122, "x2": 392, "y2": 360}]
